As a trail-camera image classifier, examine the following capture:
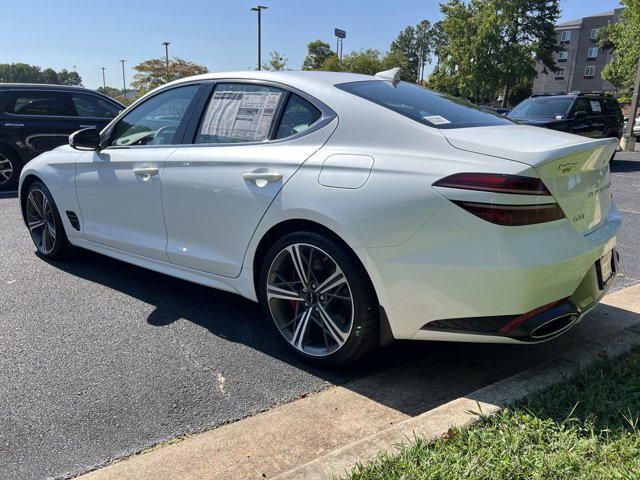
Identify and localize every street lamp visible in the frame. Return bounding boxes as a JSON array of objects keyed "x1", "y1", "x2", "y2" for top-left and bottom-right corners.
[
  {"x1": 162, "y1": 41, "x2": 171, "y2": 69},
  {"x1": 101, "y1": 67, "x2": 106, "y2": 90},
  {"x1": 119, "y1": 60, "x2": 126, "y2": 96},
  {"x1": 250, "y1": 5, "x2": 268, "y2": 70}
]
